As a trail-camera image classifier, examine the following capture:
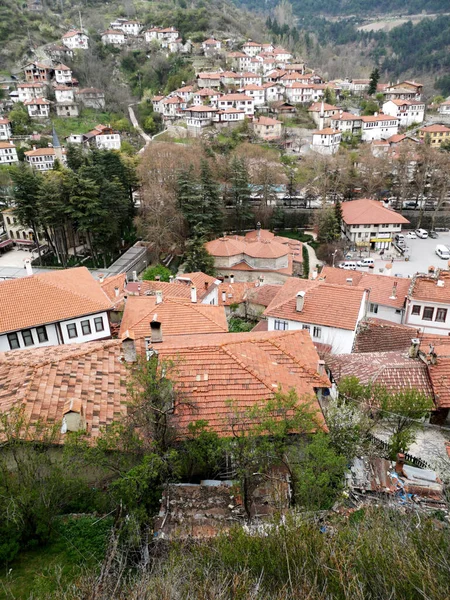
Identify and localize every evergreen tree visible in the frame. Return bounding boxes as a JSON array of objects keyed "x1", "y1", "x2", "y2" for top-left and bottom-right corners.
[
  {"x1": 199, "y1": 159, "x2": 223, "y2": 237},
  {"x1": 228, "y1": 156, "x2": 252, "y2": 234},
  {"x1": 316, "y1": 207, "x2": 340, "y2": 244},
  {"x1": 177, "y1": 165, "x2": 202, "y2": 235},
  {"x1": 9, "y1": 164, "x2": 43, "y2": 265},
  {"x1": 334, "y1": 200, "x2": 343, "y2": 237},
  {"x1": 183, "y1": 230, "x2": 216, "y2": 275},
  {"x1": 368, "y1": 68, "x2": 380, "y2": 96}
]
